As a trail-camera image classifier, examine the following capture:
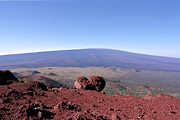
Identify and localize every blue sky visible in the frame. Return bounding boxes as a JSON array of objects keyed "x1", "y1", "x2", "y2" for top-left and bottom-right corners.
[{"x1": 0, "y1": 0, "x2": 179, "y2": 57}]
